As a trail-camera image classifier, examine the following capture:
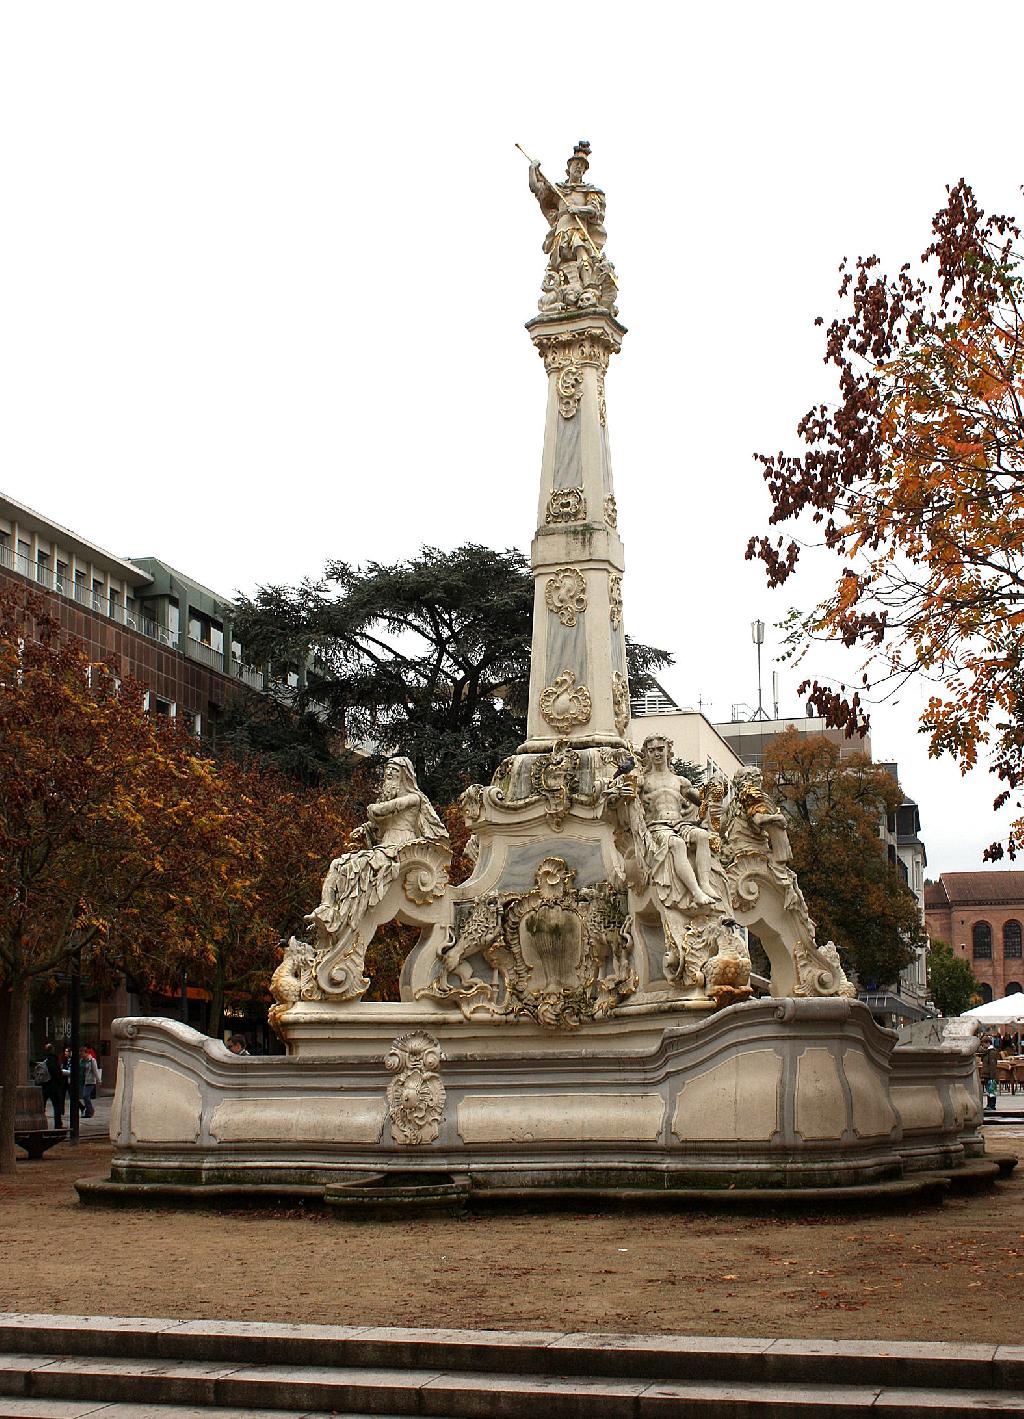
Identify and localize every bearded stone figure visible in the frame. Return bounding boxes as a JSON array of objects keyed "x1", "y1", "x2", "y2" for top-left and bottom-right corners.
[{"x1": 307, "y1": 756, "x2": 449, "y2": 953}]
